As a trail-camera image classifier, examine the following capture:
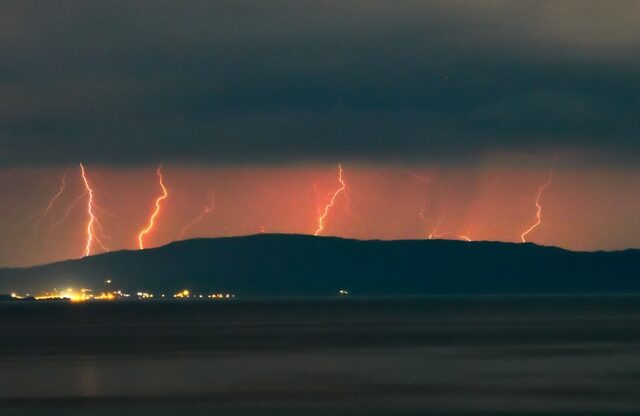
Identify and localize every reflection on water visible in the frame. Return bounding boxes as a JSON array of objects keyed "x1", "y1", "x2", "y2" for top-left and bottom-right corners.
[{"x1": 1, "y1": 296, "x2": 640, "y2": 415}]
